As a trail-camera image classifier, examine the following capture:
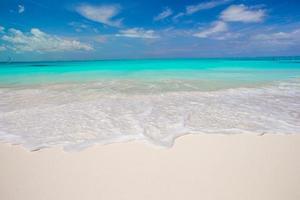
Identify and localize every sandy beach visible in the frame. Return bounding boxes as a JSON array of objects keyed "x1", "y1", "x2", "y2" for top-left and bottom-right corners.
[
  {"x1": 1, "y1": 0, "x2": 300, "y2": 199},
  {"x1": 1, "y1": 134, "x2": 300, "y2": 200}
]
